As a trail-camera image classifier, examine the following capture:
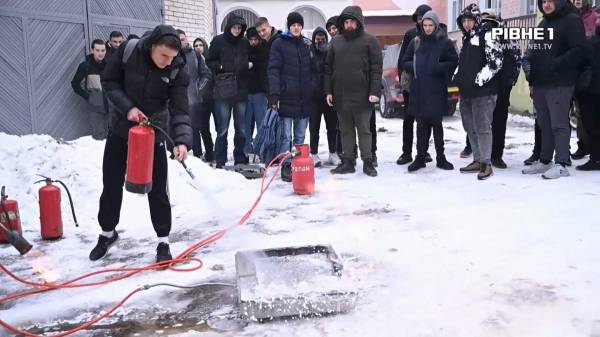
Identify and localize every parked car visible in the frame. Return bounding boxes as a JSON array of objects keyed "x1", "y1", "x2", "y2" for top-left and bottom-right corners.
[{"x1": 378, "y1": 44, "x2": 460, "y2": 118}]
